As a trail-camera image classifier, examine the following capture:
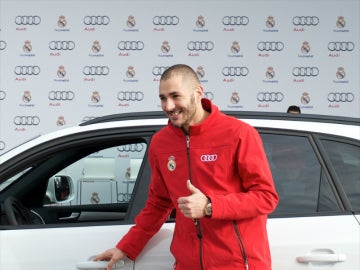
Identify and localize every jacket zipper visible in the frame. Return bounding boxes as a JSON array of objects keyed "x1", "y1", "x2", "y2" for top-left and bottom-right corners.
[
  {"x1": 233, "y1": 221, "x2": 249, "y2": 270},
  {"x1": 185, "y1": 132, "x2": 205, "y2": 270}
]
